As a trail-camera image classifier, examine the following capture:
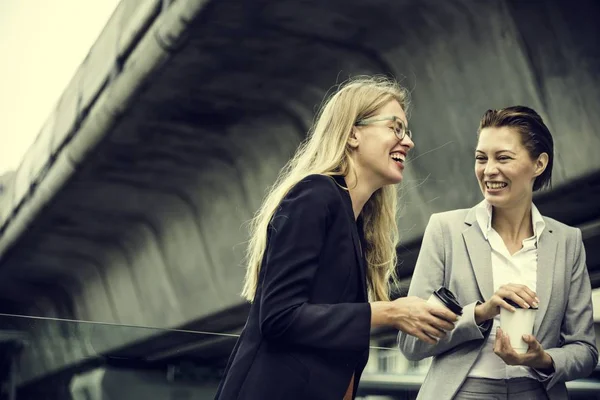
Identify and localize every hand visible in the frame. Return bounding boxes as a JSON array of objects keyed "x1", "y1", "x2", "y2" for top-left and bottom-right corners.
[
  {"x1": 475, "y1": 283, "x2": 539, "y2": 324},
  {"x1": 389, "y1": 296, "x2": 458, "y2": 345},
  {"x1": 494, "y1": 327, "x2": 554, "y2": 370}
]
